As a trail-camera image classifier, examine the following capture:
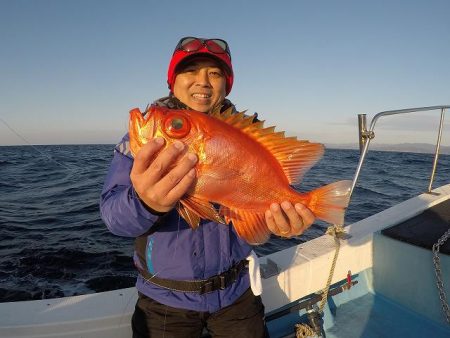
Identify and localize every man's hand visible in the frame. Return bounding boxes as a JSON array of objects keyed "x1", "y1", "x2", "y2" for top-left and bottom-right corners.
[
  {"x1": 265, "y1": 202, "x2": 315, "y2": 238},
  {"x1": 130, "y1": 137, "x2": 198, "y2": 213}
]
